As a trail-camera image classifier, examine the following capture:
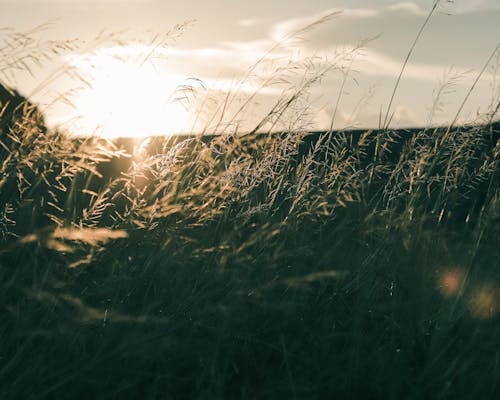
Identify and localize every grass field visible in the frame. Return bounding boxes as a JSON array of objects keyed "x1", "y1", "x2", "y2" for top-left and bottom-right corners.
[
  {"x1": 1, "y1": 115, "x2": 499, "y2": 399},
  {"x1": 1, "y1": 11, "x2": 500, "y2": 399}
]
